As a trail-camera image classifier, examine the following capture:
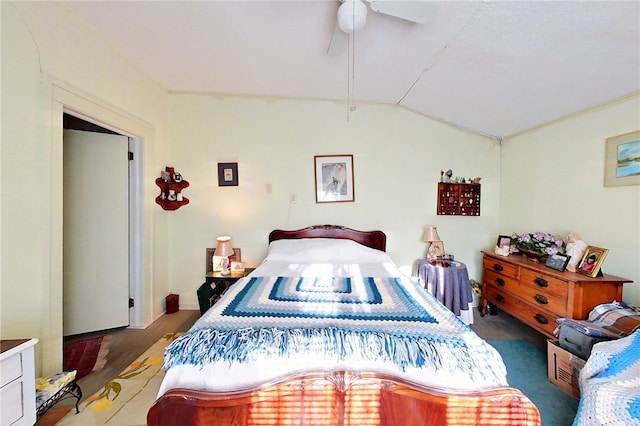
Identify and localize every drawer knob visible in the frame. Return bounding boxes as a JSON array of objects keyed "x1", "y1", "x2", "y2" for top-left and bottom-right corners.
[
  {"x1": 534, "y1": 313, "x2": 549, "y2": 324},
  {"x1": 534, "y1": 277, "x2": 548, "y2": 287},
  {"x1": 495, "y1": 278, "x2": 506, "y2": 287},
  {"x1": 534, "y1": 294, "x2": 549, "y2": 304},
  {"x1": 495, "y1": 294, "x2": 505, "y2": 303},
  {"x1": 492, "y1": 264, "x2": 504, "y2": 272}
]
